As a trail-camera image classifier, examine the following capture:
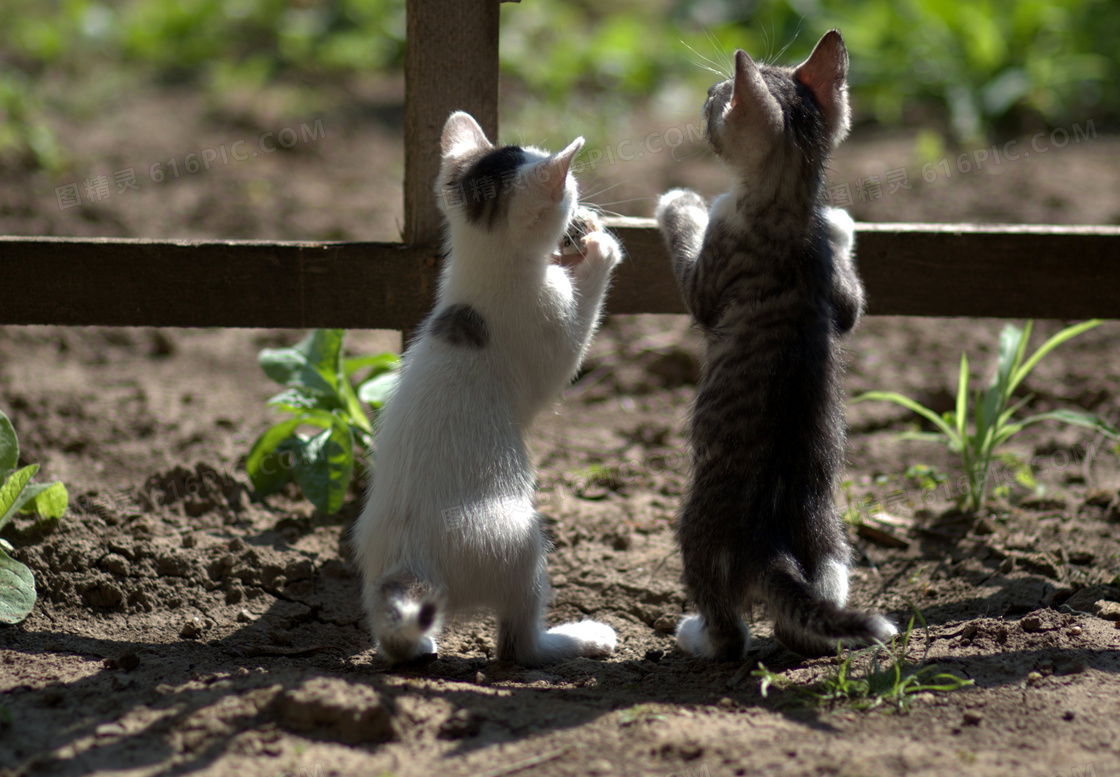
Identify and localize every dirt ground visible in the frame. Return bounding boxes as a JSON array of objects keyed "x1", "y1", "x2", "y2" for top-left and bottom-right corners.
[{"x1": 2, "y1": 81, "x2": 1120, "y2": 777}]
